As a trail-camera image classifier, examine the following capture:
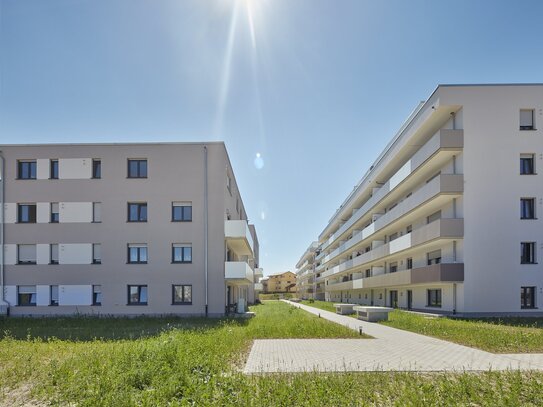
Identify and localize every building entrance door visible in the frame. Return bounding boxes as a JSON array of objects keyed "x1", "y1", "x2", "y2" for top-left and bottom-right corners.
[{"x1": 407, "y1": 290, "x2": 413, "y2": 310}]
